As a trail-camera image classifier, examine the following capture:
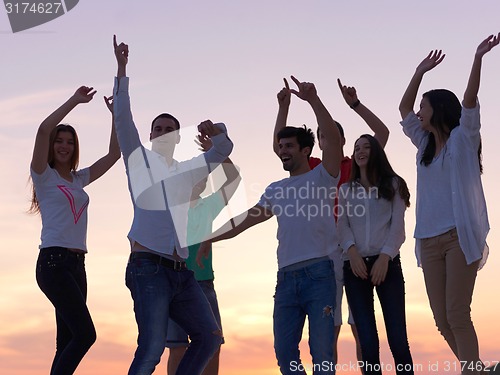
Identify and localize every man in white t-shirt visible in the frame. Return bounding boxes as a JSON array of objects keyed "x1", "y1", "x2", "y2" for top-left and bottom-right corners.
[{"x1": 202, "y1": 76, "x2": 342, "y2": 374}]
